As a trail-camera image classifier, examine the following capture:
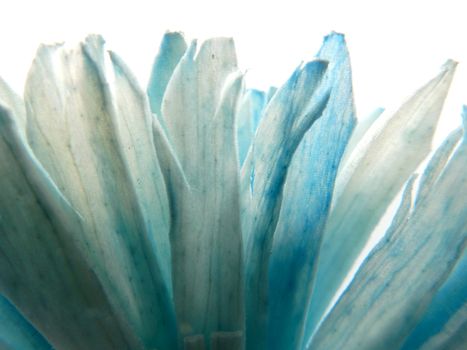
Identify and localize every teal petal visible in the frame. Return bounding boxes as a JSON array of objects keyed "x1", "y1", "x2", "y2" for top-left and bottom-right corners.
[
  {"x1": 267, "y1": 32, "x2": 356, "y2": 350},
  {"x1": 0, "y1": 77, "x2": 26, "y2": 135},
  {"x1": 307, "y1": 60, "x2": 457, "y2": 335},
  {"x1": 160, "y1": 38, "x2": 244, "y2": 345},
  {"x1": 400, "y1": 120, "x2": 465, "y2": 350},
  {"x1": 0, "y1": 106, "x2": 142, "y2": 349},
  {"x1": 309, "y1": 122, "x2": 467, "y2": 349},
  {"x1": 417, "y1": 303, "x2": 467, "y2": 350},
  {"x1": 24, "y1": 35, "x2": 176, "y2": 349},
  {"x1": 0, "y1": 295, "x2": 51, "y2": 350},
  {"x1": 241, "y1": 59, "x2": 330, "y2": 349},
  {"x1": 147, "y1": 32, "x2": 187, "y2": 119},
  {"x1": 402, "y1": 254, "x2": 467, "y2": 350},
  {"x1": 236, "y1": 88, "x2": 266, "y2": 165},
  {"x1": 266, "y1": 86, "x2": 277, "y2": 102}
]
